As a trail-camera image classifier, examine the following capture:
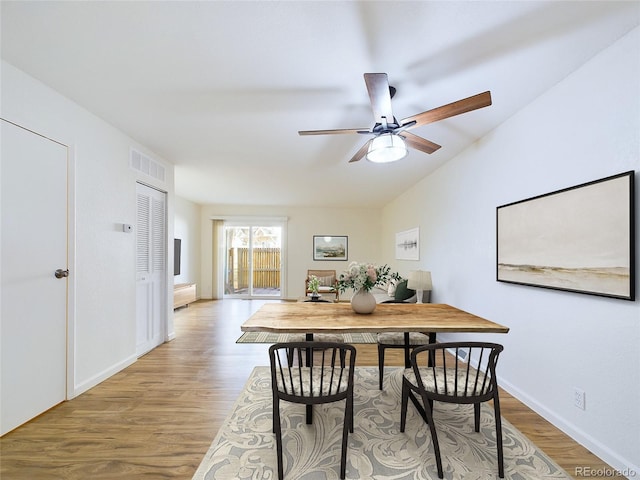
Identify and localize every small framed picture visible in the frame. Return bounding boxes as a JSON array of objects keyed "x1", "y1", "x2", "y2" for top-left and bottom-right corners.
[
  {"x1": 396, "y1": 228, "x2": 419, "y2": 260},
  {"x1": 313, "y1": 235, "x2": 348, "y2": 261}
]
